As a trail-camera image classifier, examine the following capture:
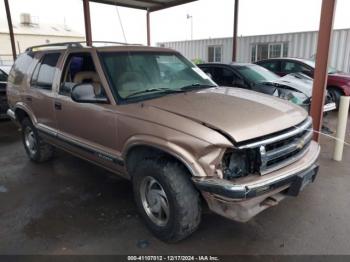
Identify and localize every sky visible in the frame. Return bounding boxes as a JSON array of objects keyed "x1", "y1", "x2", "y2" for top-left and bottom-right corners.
[{"x1": 1, "y1": 0, "x2": 350, "y2": 45}]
